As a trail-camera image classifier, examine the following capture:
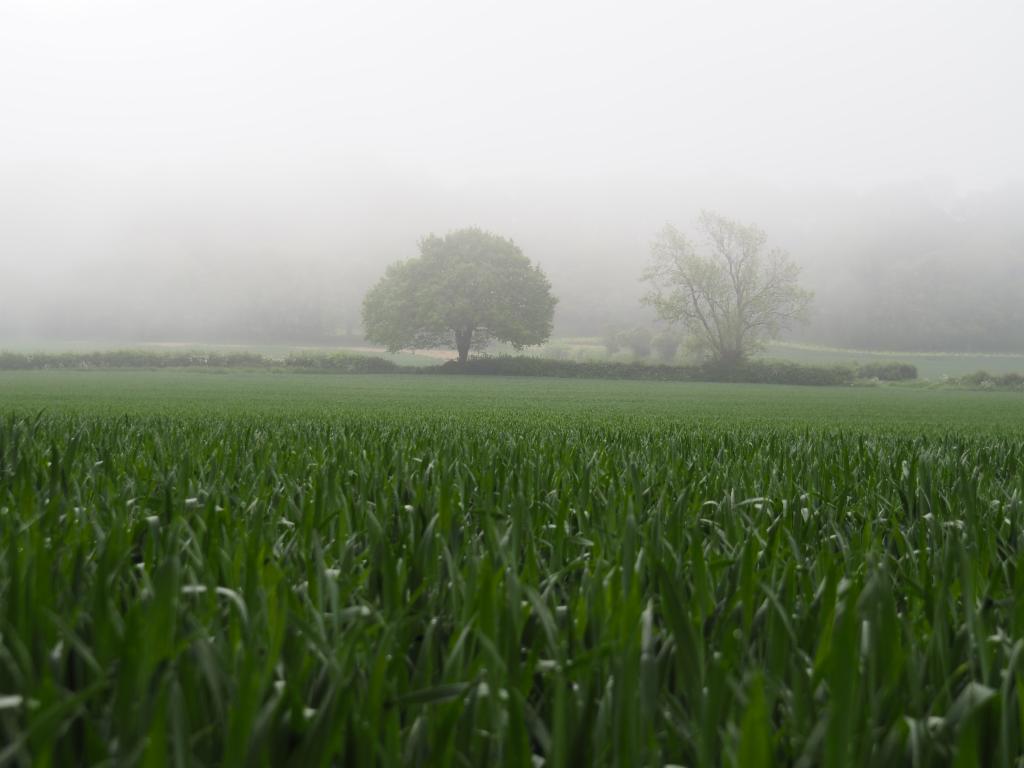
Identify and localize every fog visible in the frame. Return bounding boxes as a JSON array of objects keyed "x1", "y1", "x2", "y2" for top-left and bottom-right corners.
[{"x1": 2, "y1": 0, "x2": 1023, "y2": 351}]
